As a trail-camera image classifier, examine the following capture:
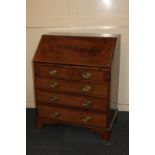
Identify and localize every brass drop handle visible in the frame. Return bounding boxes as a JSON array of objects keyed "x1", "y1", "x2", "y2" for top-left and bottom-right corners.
[
  {"x1": 50, "y1": 82, "x2": 59, "y2": 88},
  {"x1": 82, "y1": 85, "x2": 92, "y2": 93},
  {"x1": 49, "y1": 69, "x2": 57, "y2": 75},
  {"x1": 82, "y1": 116, "x2": 91, "y2": 122},
  {"x1": 50, "y1": 96, "x2": 59, "y2": 103},
  {"x1": 82, "y1": 72, "x2": 92, "y2": 79},
  {"x1": 51, "y1": 112, "x2": 59, "y2": 117},
  {"x1": 82, "y1": 100, "x2": 91, "y2": 108}
]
